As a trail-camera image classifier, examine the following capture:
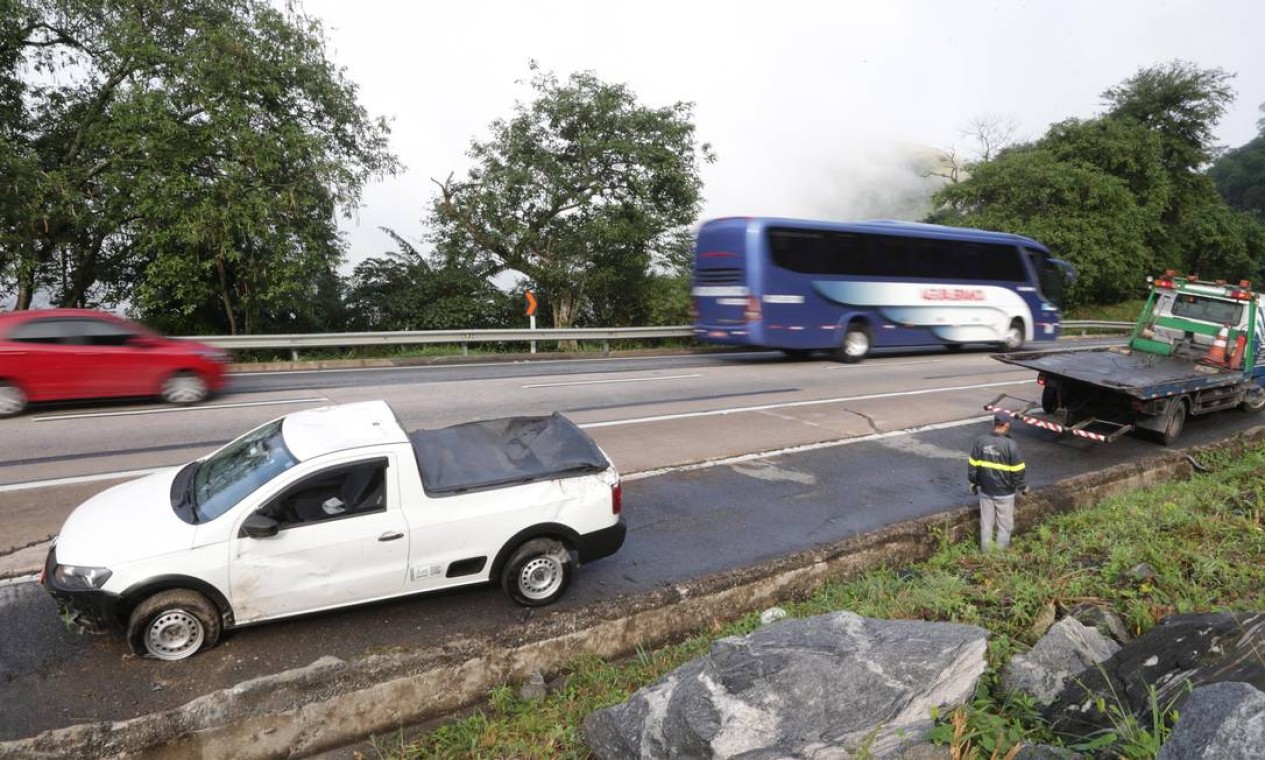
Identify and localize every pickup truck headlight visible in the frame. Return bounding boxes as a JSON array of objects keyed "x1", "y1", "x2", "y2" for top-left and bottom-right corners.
[{"x1": 53, "y1": 564, "x2": 113, "y2": 591}]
